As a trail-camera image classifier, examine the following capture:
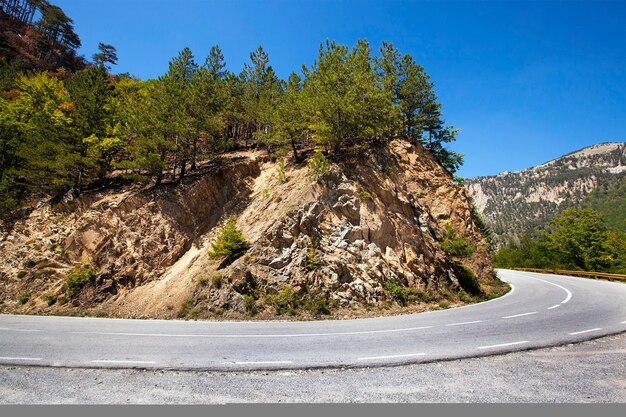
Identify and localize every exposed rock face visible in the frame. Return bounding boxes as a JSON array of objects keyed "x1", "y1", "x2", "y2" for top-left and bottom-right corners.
[
  {"x1": 466, "y1": 142, "x2": 626, "y2": 247},
  {"x1": 0, "y1": 140, "x2": 501, "y2": 318}
]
